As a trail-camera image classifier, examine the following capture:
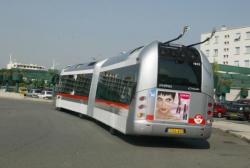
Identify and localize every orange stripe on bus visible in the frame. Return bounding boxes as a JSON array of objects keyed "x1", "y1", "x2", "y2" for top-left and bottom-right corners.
[
  {"x1": 57, "y1": 93, "x2": 88, "y2": 100},
  {"x1": 56, "y1": 93, "x2": 129, "y2": 109},
  {"x1": 95, "y1": 99, "x2": 129, "y2": 109}
]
